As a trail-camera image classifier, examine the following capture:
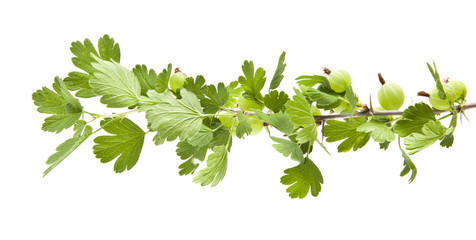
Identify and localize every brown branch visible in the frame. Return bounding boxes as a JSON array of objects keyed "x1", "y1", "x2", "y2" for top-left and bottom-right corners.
[
  {"x1": 313, "y1": 102, "x2": 476, "y2": 121},
  {"x1": 221, "y1": 102, "x2": 476, "y2": 121}
]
